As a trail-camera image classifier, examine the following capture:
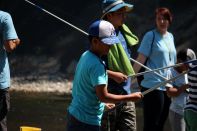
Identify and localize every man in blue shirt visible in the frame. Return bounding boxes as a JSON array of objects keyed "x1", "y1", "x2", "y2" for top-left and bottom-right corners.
[
  {"x1": 0, "y1": 10, "x2": 20, "y2": 131},
  {"x1": 66, "y1": 20, "x2": 142, "y2": 131}
]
